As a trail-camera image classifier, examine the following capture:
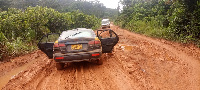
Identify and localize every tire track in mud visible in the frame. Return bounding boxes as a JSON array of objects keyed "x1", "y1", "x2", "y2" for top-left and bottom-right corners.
[{"x1": 1, "y1": 24, "x2": 200, "y2": 90}]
